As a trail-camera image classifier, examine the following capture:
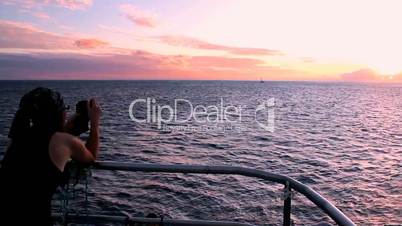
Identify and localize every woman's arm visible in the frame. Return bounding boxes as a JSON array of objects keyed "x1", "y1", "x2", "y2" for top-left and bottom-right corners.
[
  {"x1": 49, "y1": 99, "x2": 101, "y2": 171},
  {"x1": 49, "y1": 132, "x2": 95, "y2": 171},
  {"x1": 85, "y1": 99, "x2": 101, "y2": 159},
  {"x1": 67, "y1": 98, "x2": 101, "y2": 163}
]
